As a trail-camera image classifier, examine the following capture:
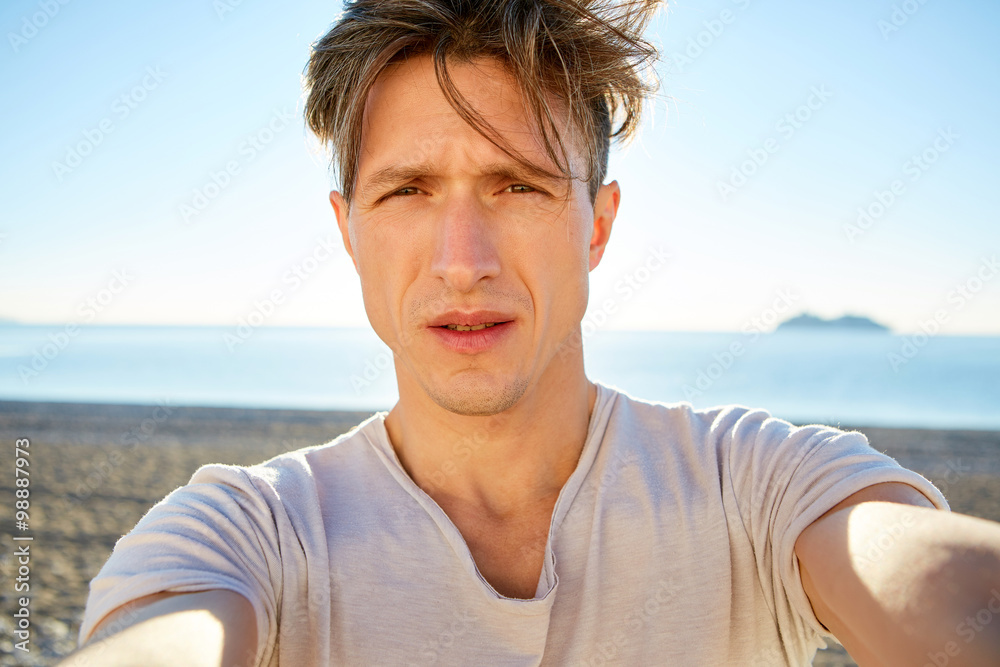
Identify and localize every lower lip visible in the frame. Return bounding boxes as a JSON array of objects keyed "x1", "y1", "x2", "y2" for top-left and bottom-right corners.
[{"x1": 428, "y1": 321, "x2": 514, "y2": 354}]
